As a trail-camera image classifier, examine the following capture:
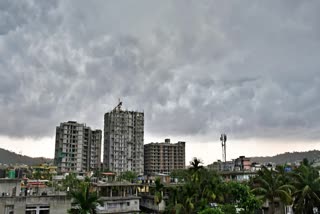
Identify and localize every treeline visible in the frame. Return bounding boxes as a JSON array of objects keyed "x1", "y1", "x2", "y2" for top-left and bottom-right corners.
[{"x1": 161, "y1": 158, "x2": 320, "y2": 214}]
